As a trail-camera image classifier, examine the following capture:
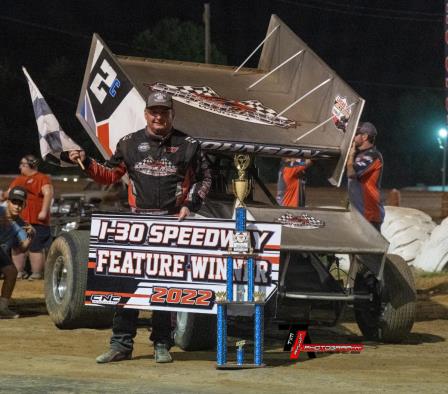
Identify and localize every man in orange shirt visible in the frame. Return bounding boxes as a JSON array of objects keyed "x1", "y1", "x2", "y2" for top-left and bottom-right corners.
[
  {"x1": 276, "y1": 158, "x2": 312, "y2": 208},
  {"x1": 7, "y1": 155, "x2": 53, "y2": 279}
]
